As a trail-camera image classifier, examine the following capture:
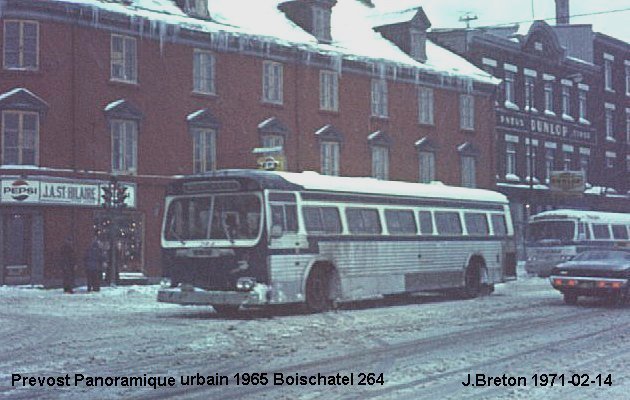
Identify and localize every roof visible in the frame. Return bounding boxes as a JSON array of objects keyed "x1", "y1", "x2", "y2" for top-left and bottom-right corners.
[
  {"x1": 186, "y1": 169, "x2": 509, "y2": 204},
  {"x1": 44, "y1": 0, "x2": 498, "y2": 86},
  {"x1": 530, "y1": 209, "x2": 630, "y2": 224}
]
